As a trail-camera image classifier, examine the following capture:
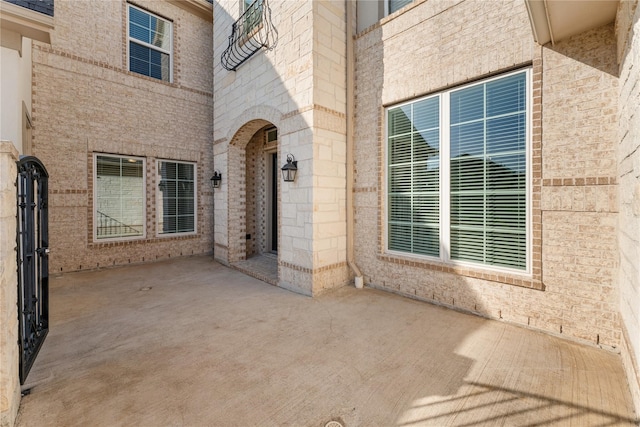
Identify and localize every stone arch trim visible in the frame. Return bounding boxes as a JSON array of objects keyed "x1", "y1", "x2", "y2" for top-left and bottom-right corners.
[{"x1": 227, "y1": 105, "x2": 284, "y2": 149}]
